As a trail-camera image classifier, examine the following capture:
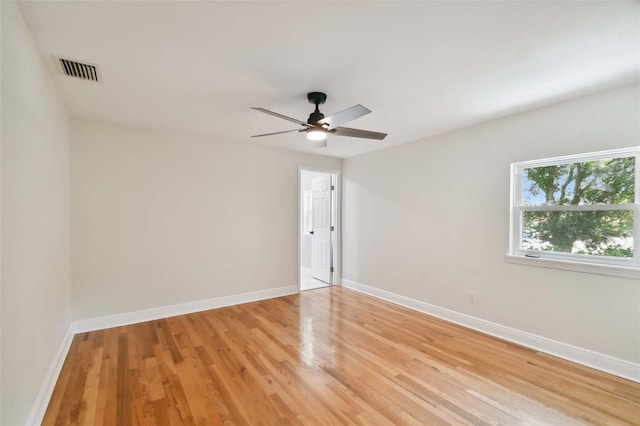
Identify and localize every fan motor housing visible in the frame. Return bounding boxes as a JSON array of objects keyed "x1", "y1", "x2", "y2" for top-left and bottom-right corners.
[{"x1": 307, "y1": 111, "x2": 325, "y2": 125}]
